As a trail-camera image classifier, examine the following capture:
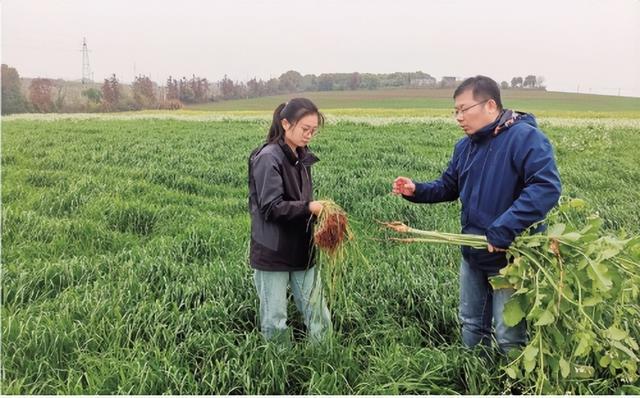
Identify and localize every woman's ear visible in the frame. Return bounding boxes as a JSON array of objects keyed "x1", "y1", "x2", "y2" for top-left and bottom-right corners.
[{"x1": 281, "y1": 118, "x2": 291, "y2": 131}]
